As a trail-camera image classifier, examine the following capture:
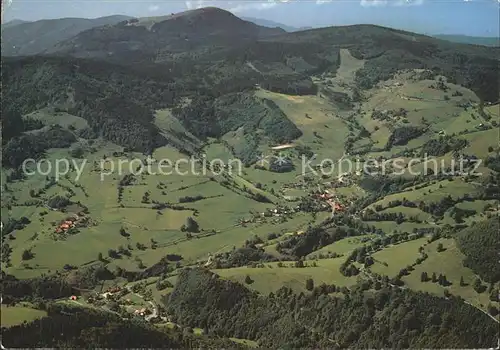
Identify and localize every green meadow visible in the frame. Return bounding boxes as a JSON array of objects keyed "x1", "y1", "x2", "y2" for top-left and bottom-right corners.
[
  {"x1": 214, "y1": 257, "x2": 358, "y2": 295},
  {"x1": 1, "y1": 305, "x2": 47, "y2": 327}
]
